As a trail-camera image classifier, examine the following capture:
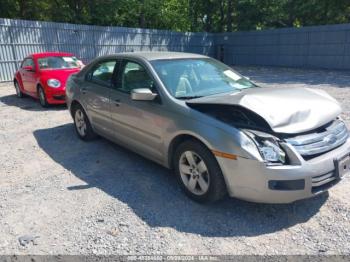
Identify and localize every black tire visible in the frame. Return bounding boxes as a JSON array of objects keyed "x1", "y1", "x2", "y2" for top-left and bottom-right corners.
[
  {"x1": 14, "y1": 80, "x2": 24, "y2": 98},
  {"x1": 38, "y1": 86, "x2": 49, "y2": 107},
  {"x1": 72, "y1": 104, "x2": 97, "y2": 141},
  {"x1": 174, "y1": 139, "x2": 227, "y2": 203}
]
